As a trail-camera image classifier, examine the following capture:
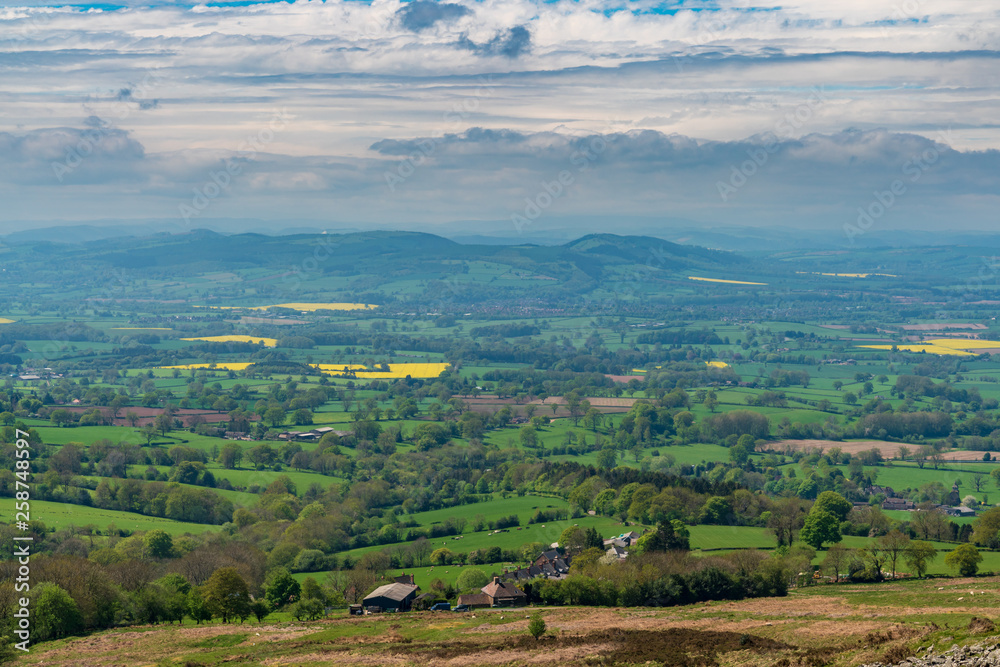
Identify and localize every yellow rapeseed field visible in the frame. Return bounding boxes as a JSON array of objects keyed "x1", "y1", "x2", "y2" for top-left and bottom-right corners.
[
  {"x1": 859, "y1": 338, "x2": 1000, "y2": 356},
  {"x1": 259, "y1": 303, "x2": 375, "y2": 311},
  {"x1": 196, "y1": 303, "x2": 376, "y2": 311},
  {"x1": 312, "y1": 362, "x2": 449, "y2": 379},
  {"x1": 0, "y1": 318, "x2": 14, "y2": 324},
  {"x1": 688, "y1": 276, "x2": 767, "y2": 285},
  {"x1": 705, "y1": 360, "x2": 730, "y2": 368},
  {"x1": 796, "y1": 271, "x2": 899, "y2": 278},
  {"x1": 180, "y1": 335, "x2": 278, "y2": 347},
  {"x1": 160, "y1": 362, "x2": 255, "y2": 371}
]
